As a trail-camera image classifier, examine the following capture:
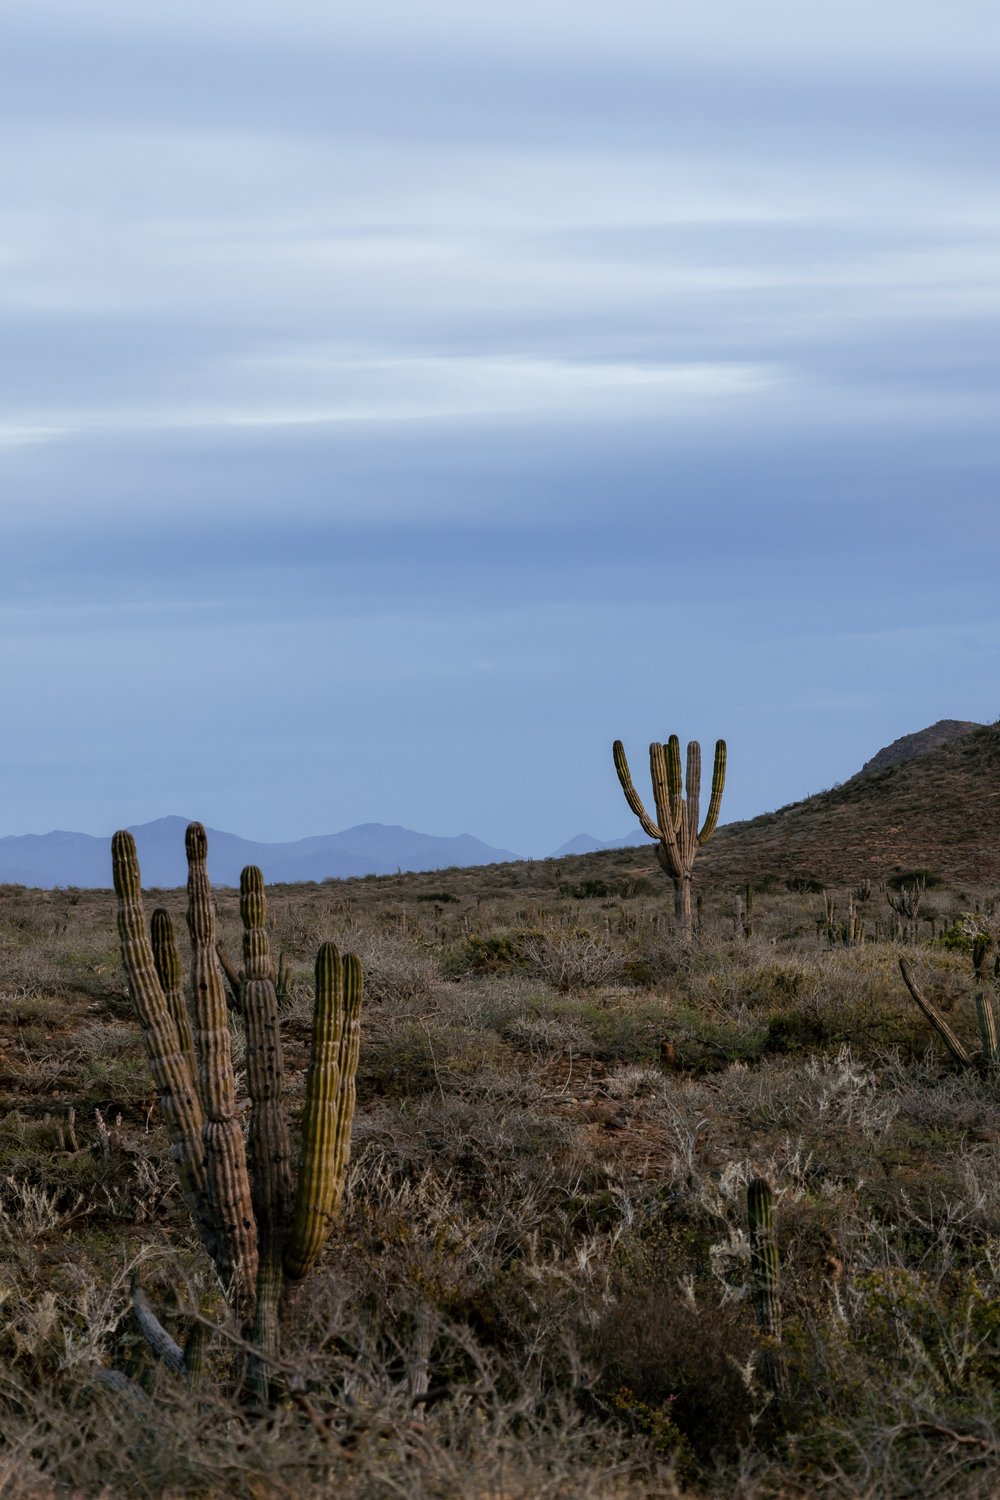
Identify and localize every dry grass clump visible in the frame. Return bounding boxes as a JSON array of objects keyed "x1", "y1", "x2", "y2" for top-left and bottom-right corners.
[{"x1": 2, "y1": 873, "x2": 1000, "y2": 1496}]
